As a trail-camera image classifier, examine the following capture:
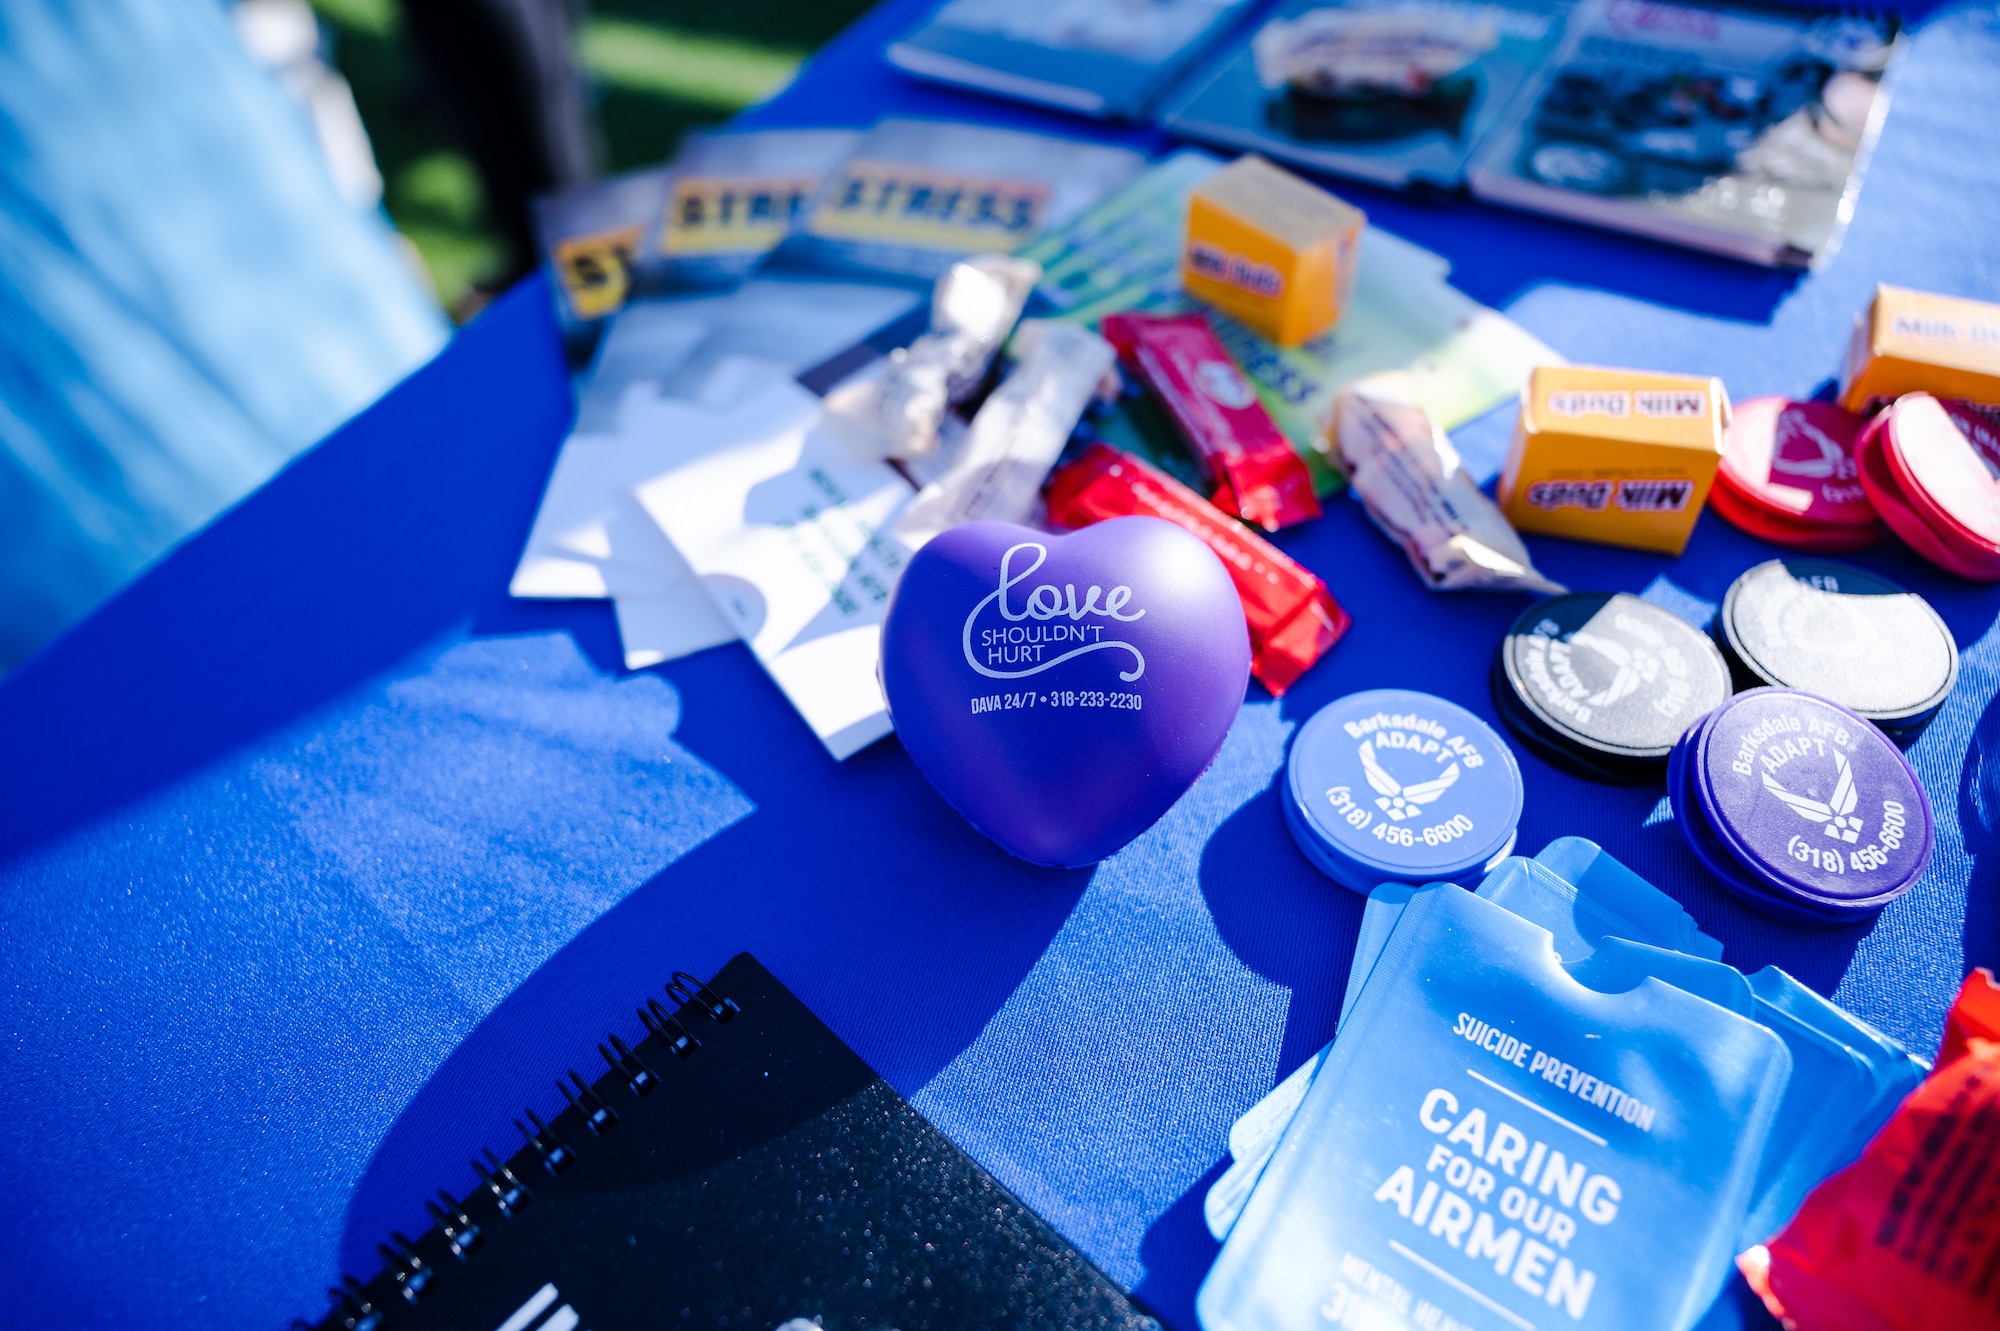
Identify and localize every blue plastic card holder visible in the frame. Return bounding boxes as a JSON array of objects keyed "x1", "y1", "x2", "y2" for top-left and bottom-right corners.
[
  {"x1": 1210, "y1": 842, "x2": 1723, "y2": 1243},
  {"x1": 1563, "y1": 937, "x2": 1751, "y2": 1015},
  {"x1": 1746, "y1": 968, "x2": 1929, "y2": 1170},
  {"x1": 1532, "y1": 838, "x2": 1721, "y2": 961},
  {"x1": 1561, "y1": 940, "x2": 1877, "y2": 1248},
  {"x1": 1333, "y1": 888, "x2": 1890, "y2": 1249},
  {"x1": 1734, "y1": 985, "x2": 1876, "y2": 1245},
  {"x1": 1199, "y1": 884, "x2": 1792, "y2": 1331},
  {"x1": 1339, "y1": 842, "x2": 1721, "y2": 1031},
  {"x1": 1206, "y1": 842, "x2": 1906, "y2": 1256}
]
